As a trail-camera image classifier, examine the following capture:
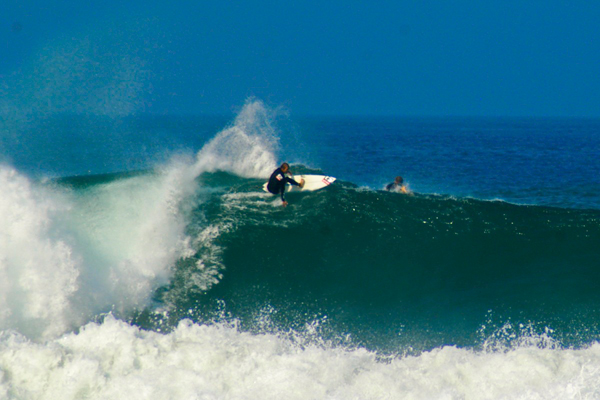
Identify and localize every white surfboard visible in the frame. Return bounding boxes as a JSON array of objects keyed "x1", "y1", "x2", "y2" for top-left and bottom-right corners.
[{"x1": 263, "y1": 174, "x2": 336, "y2": 193}]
